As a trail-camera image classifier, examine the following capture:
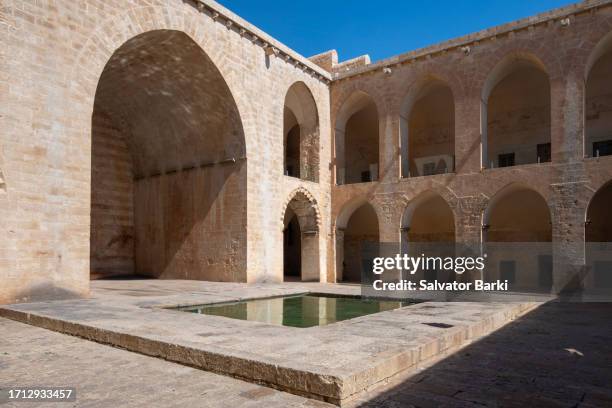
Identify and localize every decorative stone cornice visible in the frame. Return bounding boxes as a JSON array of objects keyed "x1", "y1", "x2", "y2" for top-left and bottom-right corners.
[{"x1": 333, "y1": 0, "x2": 612, "y2": 81}]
